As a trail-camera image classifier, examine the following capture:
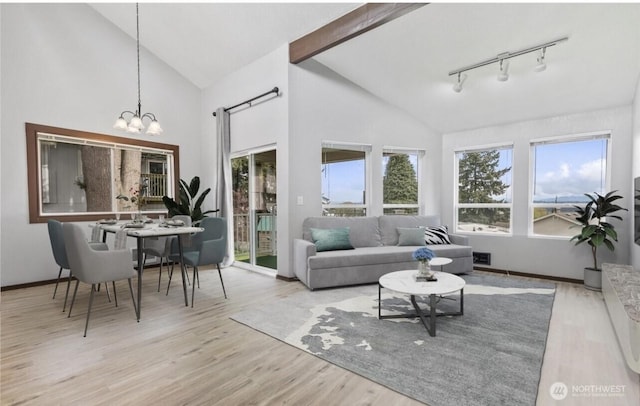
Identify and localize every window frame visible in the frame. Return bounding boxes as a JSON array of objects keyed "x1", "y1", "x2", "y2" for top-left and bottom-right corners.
[
  {"x1": 321, "y1": 141, "x2": 372, "y2": 217},
  {"x1": 454, "y1": 143, "x2": 514, "y2": 235},
  {"x1": 382, "y1": 147, "x2": 425, "y2": 215},
  {"x1": 528, "y1": 131, "x2": 611, "y2": 239}
]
